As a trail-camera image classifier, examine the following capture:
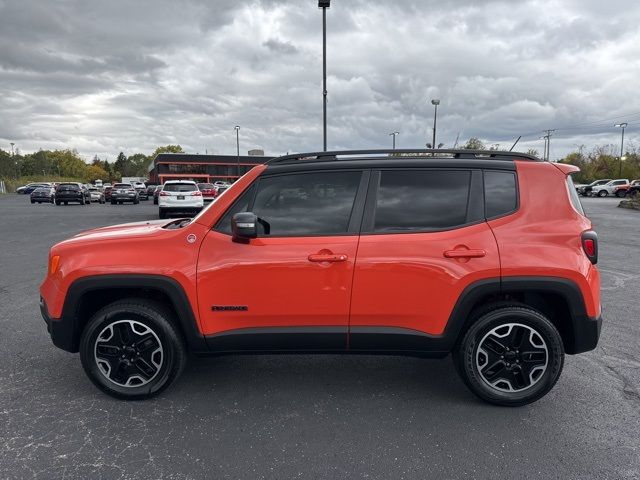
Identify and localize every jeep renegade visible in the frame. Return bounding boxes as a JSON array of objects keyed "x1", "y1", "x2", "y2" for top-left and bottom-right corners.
[{"x1": 40, "y1": 149, "x2": 601, "y2": 406}]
